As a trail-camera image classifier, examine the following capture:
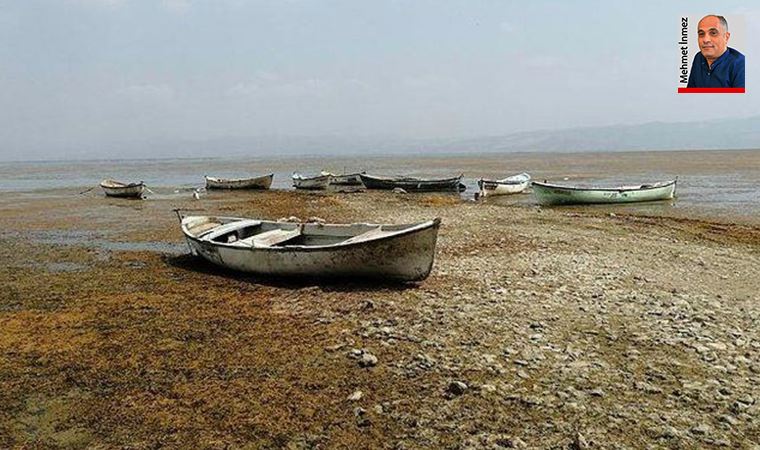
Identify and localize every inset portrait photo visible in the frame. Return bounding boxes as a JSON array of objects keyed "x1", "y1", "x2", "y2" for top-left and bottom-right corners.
[{"x1": 677, "y1": 14, "x2": 745, "y2": 93}]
